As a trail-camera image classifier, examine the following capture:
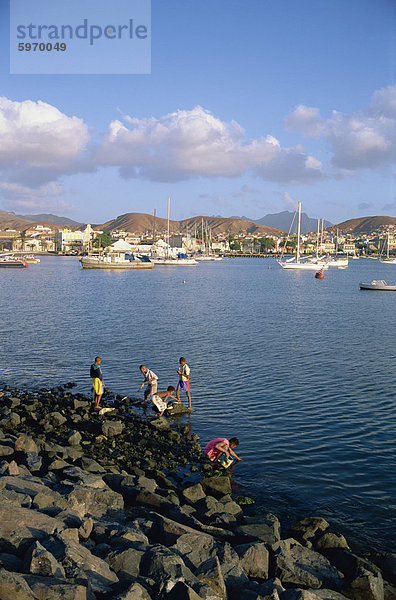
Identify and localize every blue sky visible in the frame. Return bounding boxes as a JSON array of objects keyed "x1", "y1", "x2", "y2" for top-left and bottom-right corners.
[{"x1": 0, "y1": 0, "x2": 395, "y2": 224}]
